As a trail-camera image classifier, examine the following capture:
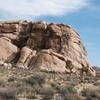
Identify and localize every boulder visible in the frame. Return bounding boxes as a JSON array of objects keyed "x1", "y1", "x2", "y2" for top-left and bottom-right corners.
[
  {"x1": 32, "y1": 49, "x2": 67, "y2": 72},
  {"x1": 0, "y1": 38, "x2": 19, "y2": 62},
  {"x1": 15, "y1": 46, "x2": 33, "y2": 67}
]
